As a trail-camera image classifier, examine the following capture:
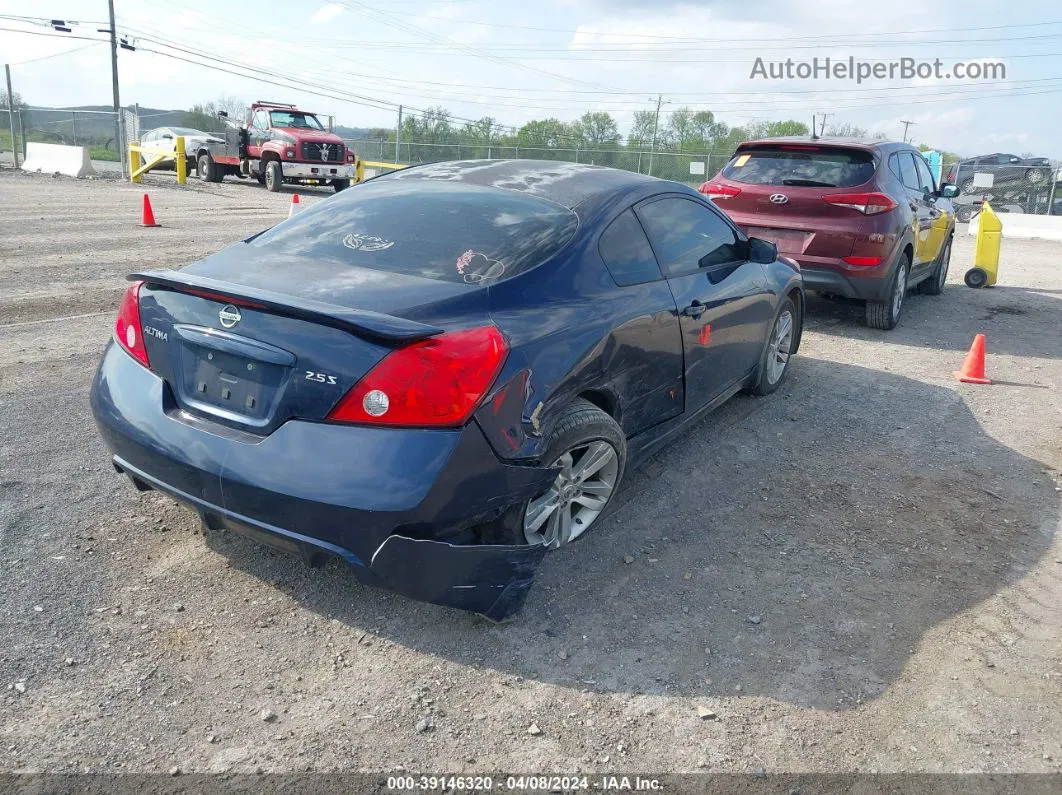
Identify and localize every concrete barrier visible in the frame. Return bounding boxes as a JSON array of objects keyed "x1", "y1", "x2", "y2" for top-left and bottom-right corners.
[
  {"x1": 967, "y1": 210, "x2": 1062, "y2": 241},
  {"x1": 21, "y1": 143, "x2": 98, "y2": 178}
]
